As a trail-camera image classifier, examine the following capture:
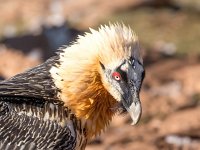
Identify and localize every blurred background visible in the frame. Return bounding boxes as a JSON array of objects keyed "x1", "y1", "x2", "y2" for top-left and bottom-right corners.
[{"x1": 0, "y1": 0, "x2": 200, "y2": 149}]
